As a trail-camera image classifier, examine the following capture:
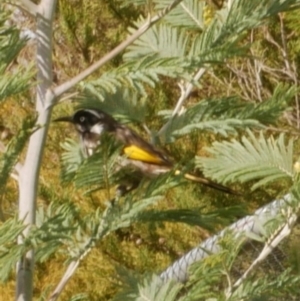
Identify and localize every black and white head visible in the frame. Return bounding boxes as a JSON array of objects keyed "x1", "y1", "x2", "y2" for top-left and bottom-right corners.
[
  {"x1": 54, "y1": 109, "x2": 118, "y2": 156},
  {"x1": 55, "y1": 109, "x2": 117, "y2": 135}
]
